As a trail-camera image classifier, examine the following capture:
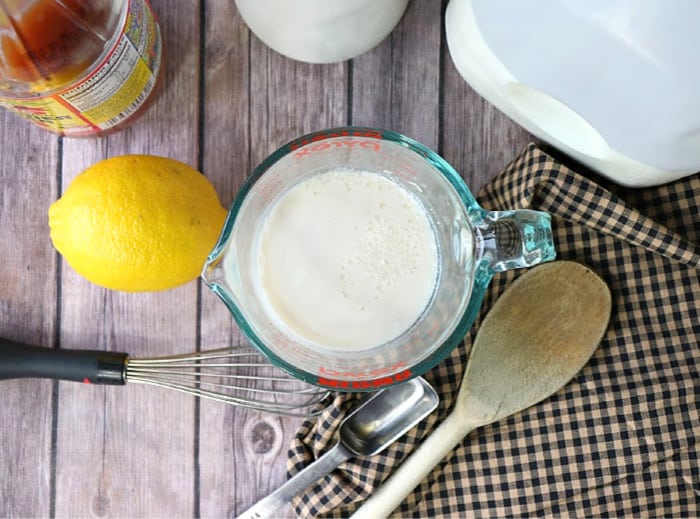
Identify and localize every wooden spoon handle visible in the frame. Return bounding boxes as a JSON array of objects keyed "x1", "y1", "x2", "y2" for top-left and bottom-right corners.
[{"x1": 351, "y1": 413, "x2": 472, "y2": 519}]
